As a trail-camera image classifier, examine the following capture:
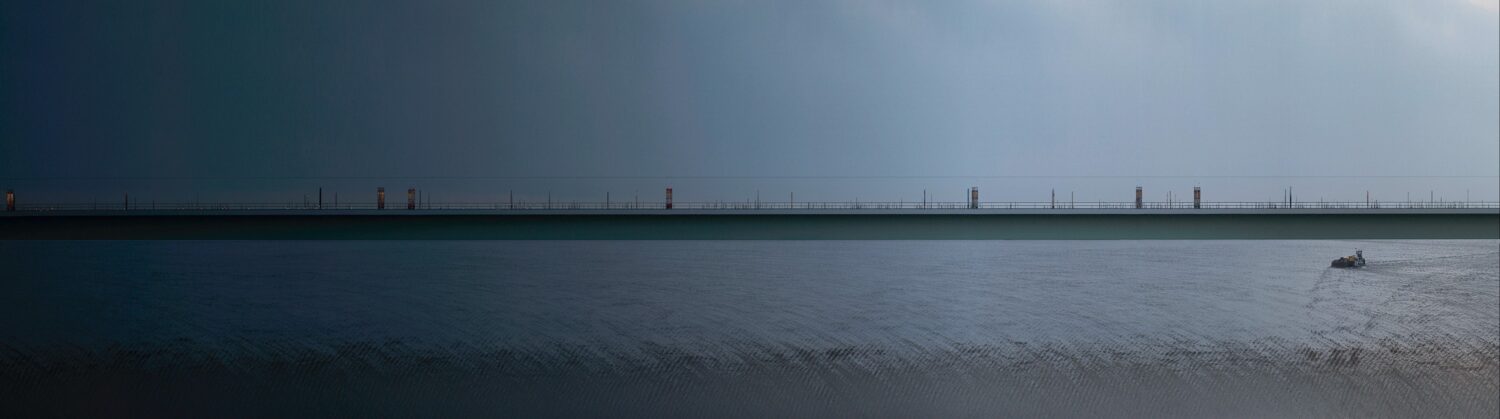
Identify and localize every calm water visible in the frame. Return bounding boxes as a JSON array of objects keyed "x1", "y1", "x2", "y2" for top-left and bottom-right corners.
[{"x1": 2, "y1": 240, "x2": 1497, "y2": 417}]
